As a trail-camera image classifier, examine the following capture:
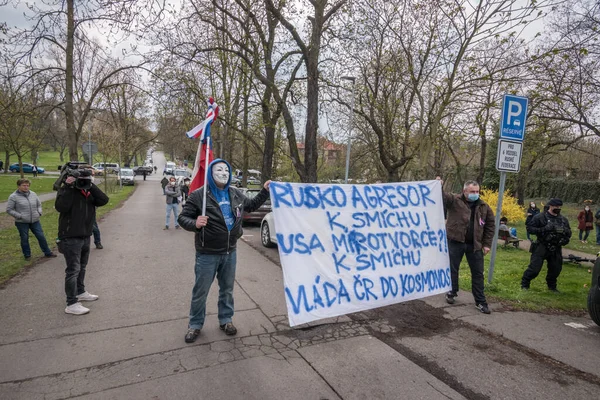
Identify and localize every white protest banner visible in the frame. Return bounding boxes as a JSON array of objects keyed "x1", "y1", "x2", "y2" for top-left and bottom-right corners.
[{"x1": 270, "y1": 180, "x2": 451, "y2": 327}]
